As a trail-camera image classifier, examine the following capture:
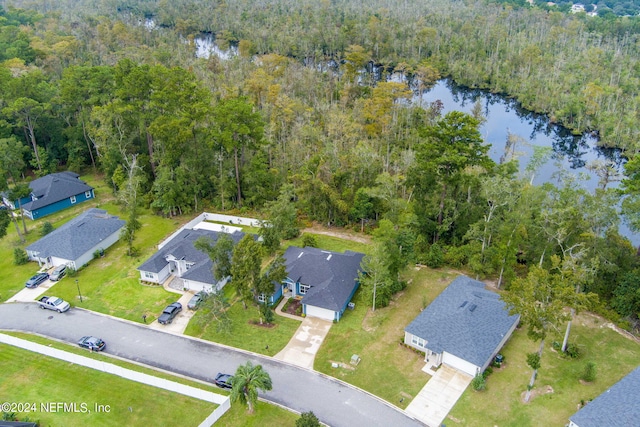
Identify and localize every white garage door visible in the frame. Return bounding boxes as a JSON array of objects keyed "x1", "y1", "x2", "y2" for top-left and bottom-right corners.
[
  {"x1": 305, "y1": 305, "x2": 335, "y2": 321},
  {"x1": 443, "y1": 352, "x2": 480, "y2": 377}
]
